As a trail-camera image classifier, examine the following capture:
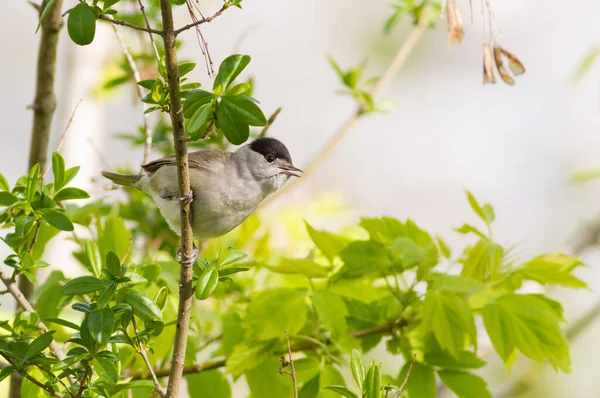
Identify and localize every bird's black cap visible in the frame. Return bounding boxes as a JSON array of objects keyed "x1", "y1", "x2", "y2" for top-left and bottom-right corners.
[{"x1": 250, "y1": 137, "x2": 293, "y2": 164}]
